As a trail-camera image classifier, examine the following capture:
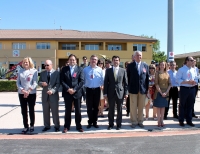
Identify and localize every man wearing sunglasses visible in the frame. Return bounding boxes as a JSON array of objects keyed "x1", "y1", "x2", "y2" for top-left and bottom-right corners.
[
  {"x1": 176, "y1": 56, "x2": 198, "y2": 127},
  {"x1": 38, "y1": 60, "x2": 60, "y2": 132}
]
